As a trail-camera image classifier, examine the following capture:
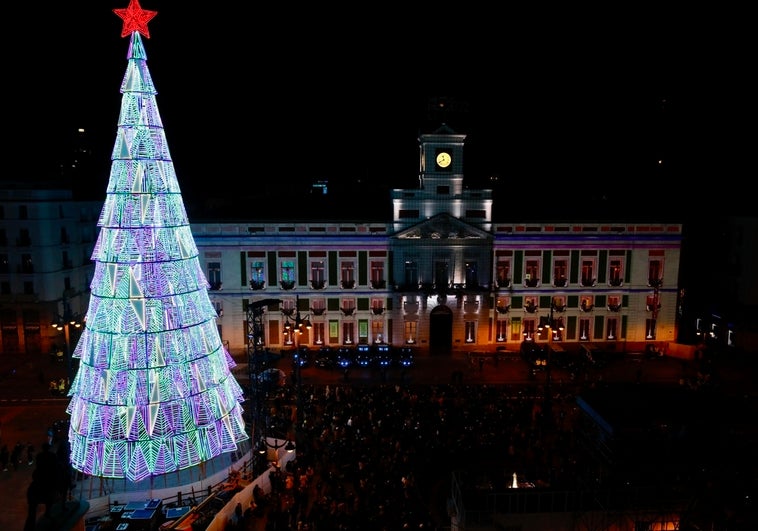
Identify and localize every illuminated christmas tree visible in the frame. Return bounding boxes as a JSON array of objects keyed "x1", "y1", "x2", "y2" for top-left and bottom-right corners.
[{"x1": 66, "y1": 0, "x2": 248, "y2": 481}]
